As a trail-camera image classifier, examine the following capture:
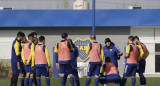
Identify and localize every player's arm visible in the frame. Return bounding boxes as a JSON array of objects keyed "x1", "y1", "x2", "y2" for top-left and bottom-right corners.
[
  {"x1": 125, "y1": 45, "x2": 131, "y2": 58},
  {"x1": 145, "y1": 48, "x2": 150, "y2": 59},
  {"x1": 68, "y1": 41, "x2": 73, "y2": 52},
  {"x1": 75, "y1": 47, "x2": 79, "y2": 58},
  {"x1": 100, "y1": 64, "x2": 105, "y2": 74},
  {"x1": 86, "y1": 43, "x2": 90, "y2": 55},
  {"x1": 100, "y1": 45, "x2": 104, "y2": 64},
  {"x1": 115, "y1": 46, "x2": 123, "y2": 60},
  {"x1": 31, "y1": 47, "x2": 35, "y2": 67},
  {"x1": 27, "y1": 43, "x2": 35, "y2": 64},
  {"x1": 54, "y1": 43, "x2": 58, "y2": 63},
  {"x1": 21, "y1": 48, "x2": 25, "y2": 63},
  {"x1": 45, "y1": 46, "x2": 51, "y2": 66},
  {"x1": 14, "y1": 41, "x2": 21, "y2": 56},
  {"x1": 138, "y1": 45, "x2": 144, "y2": 61}
]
